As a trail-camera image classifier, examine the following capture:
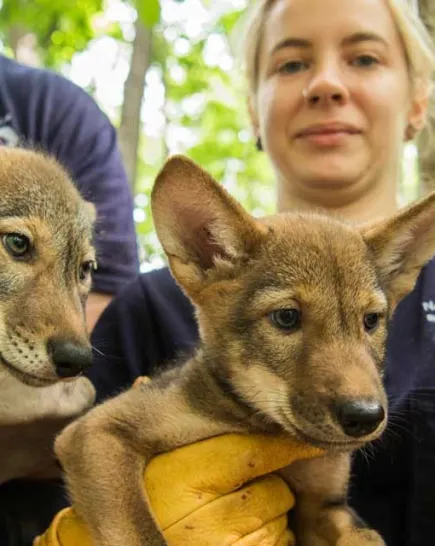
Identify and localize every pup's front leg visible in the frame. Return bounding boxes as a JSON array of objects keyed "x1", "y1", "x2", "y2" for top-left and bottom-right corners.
[
  {"x1": 295, "y1": 494, "x2": 385, "y2": 546},
  {"x1": 335, "y1": 523, "x2": 385, "y2": 546},
  {"x1": 310, "y1": 500, "x2": 385, "y2": 546},
  {"x1": 56, "y1": 389, "x2": 166, "y2": 546},
  {"x1": 55, "y1": 381, "x2": 234, "y2": 546},
  {"x1": 281, "y1": 453, "x2": 385, "y2": 546},
  {"x1": 318, "y1": 505, "x2": 385, "y2": 546}
]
